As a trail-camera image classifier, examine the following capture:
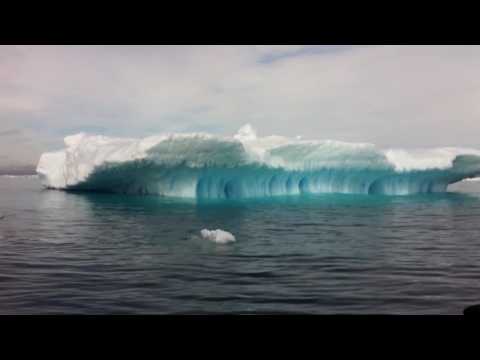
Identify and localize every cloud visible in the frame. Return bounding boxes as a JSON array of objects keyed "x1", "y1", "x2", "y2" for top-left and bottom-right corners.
[
  {"x1": 1, "y1": 45, "x2": 480, "y2": 167},
  {"x1": 255, "y1": 45, "x2": 352, "y2": 63},
  {"x1": 0, "y1": 129, "x2": 21, "y2": 137}
]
